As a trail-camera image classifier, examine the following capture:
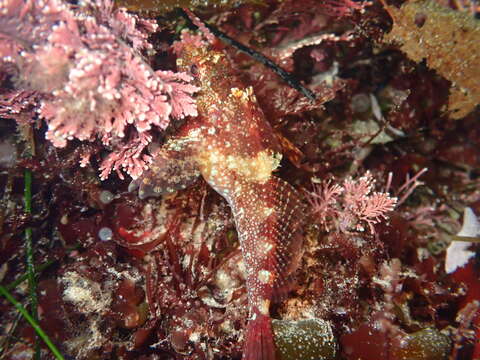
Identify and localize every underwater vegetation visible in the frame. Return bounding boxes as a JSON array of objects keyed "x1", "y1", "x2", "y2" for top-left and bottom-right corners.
[{"x1": 0, "y1": 0, "x2": 479, "y2": 359}]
